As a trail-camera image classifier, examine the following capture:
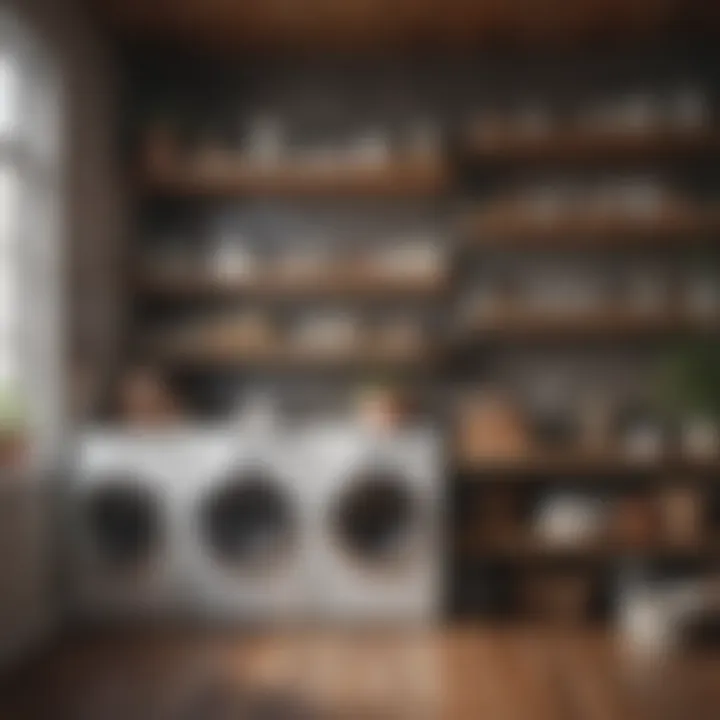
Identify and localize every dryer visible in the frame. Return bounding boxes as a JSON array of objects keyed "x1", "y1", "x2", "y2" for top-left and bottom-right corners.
[
  {"x1": 184, "y1": 427, "x2": 310, "y2": 623},
  {"x1": 71, "y1": 428, "x2": 237, "y2": 620},
  {"x1": 299, "y1": 422, "x2": 443, "y2": 623}
]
